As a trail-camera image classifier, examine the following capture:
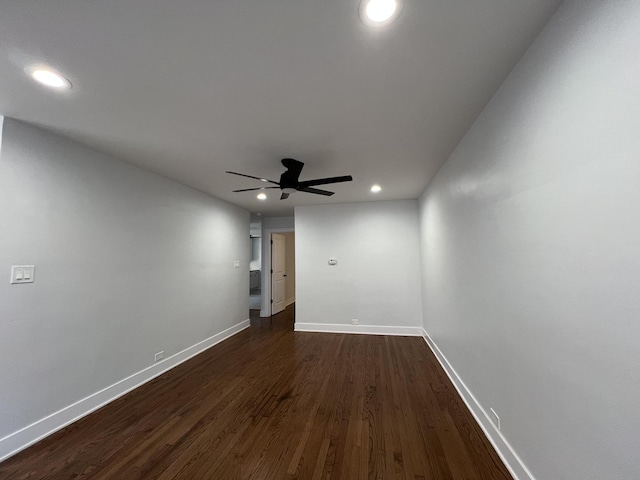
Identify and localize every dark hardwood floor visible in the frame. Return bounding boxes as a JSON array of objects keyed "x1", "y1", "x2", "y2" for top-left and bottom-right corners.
[{"x1": 0, "y1": 305, "x2": 511, "y2": 479}]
